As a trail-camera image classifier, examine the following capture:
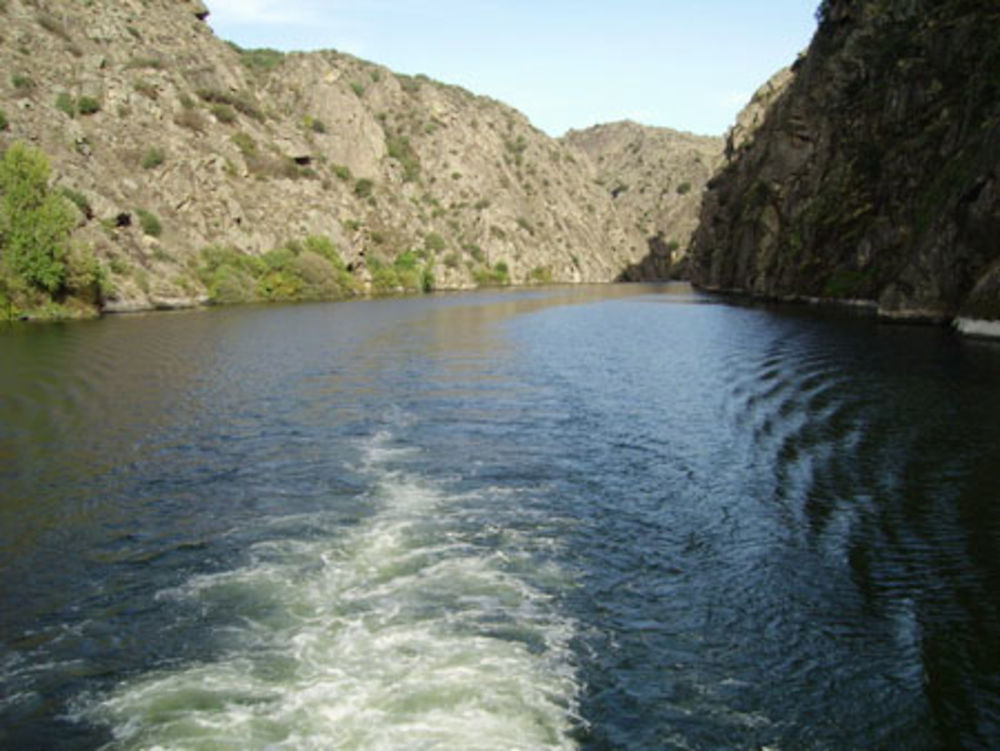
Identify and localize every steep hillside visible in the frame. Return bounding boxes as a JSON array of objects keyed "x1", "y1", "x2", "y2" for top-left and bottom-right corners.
[
  {"x1": 690, "y1": 0, "x2": 1000, "y2": 332},
  {"x1": 0, "y1": 0, "x2": 660, "y2": 316},
  {"x1": 564, "y1": 121, "x2": 722, "y2": 279}
]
